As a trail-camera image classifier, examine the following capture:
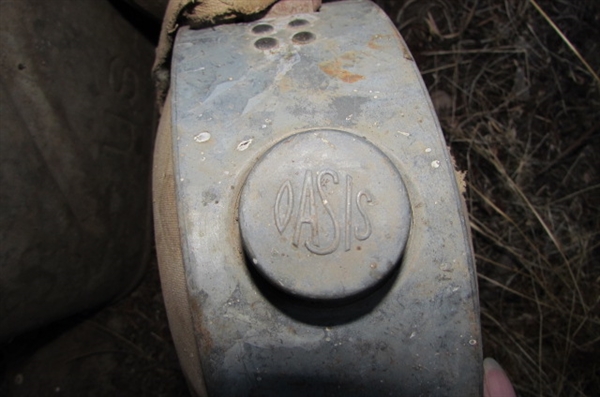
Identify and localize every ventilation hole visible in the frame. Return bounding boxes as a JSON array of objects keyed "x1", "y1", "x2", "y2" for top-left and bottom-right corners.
[
  {"x1": 292, "y1": 31, "x2": 315, "y2": 44},
  {"x1": 254, "y1": 37, "x2": 278, "y2": 50},
  {"x1": 252, "y1": 24, "x2": 274, "y2": 34},
  {"x1": 289, "y1": 19, "x2": 309, "y2": 28}
]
